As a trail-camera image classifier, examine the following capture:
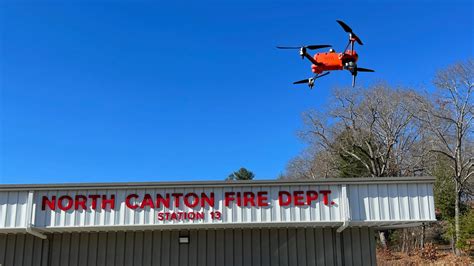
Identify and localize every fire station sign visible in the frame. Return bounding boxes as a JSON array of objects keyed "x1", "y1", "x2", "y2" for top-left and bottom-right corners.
[{"x1": 0, "y1": 178, "x2": 436, "y2": 232}]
